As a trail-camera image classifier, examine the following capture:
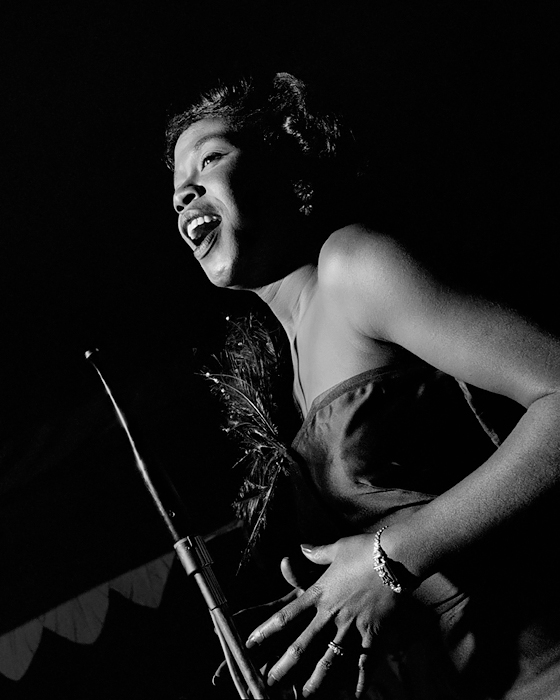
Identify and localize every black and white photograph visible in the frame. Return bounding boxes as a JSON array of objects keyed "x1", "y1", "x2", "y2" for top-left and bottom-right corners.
[{"x1": 1, "y1": 2, "x2": 557, "y2": 698}]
